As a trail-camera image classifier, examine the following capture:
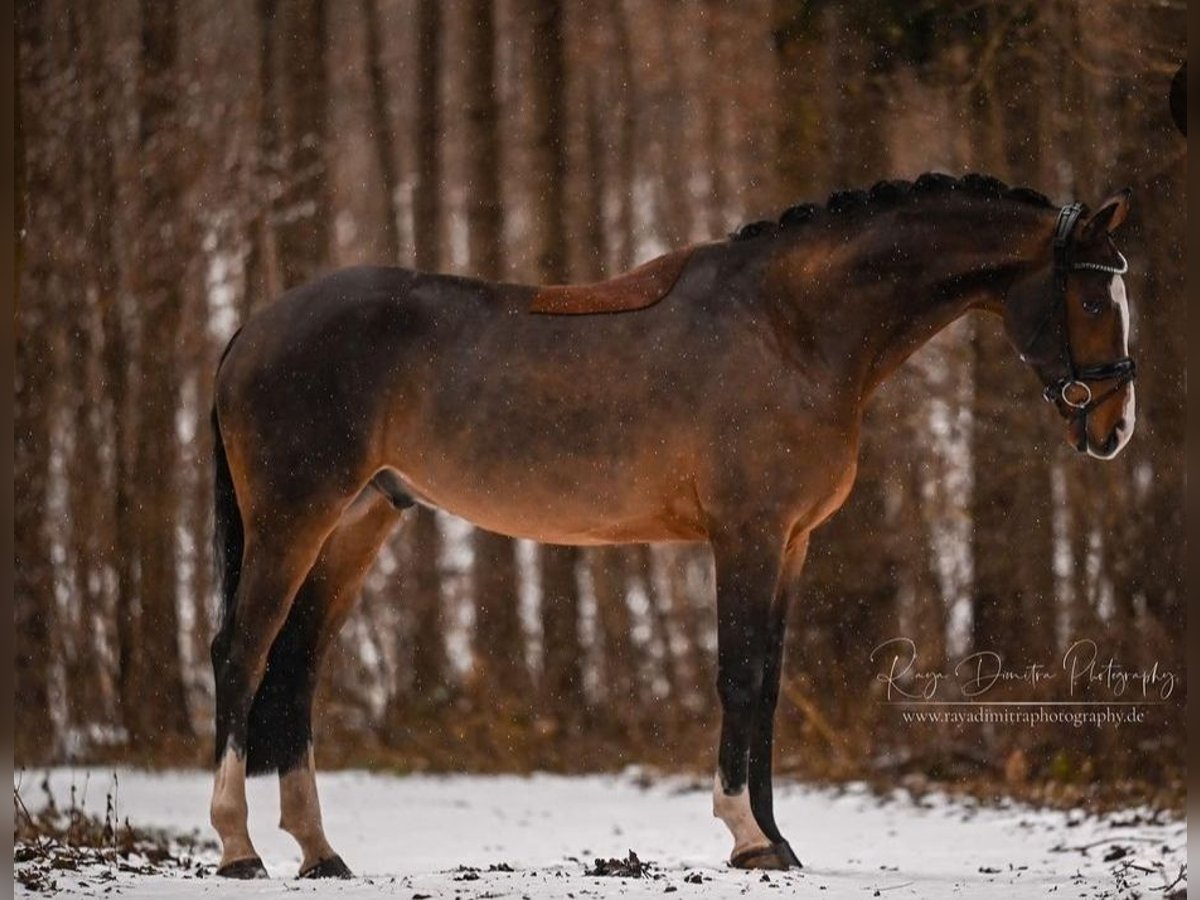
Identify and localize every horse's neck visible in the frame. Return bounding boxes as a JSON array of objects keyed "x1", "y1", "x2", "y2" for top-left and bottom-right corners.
[{"x1": 767, "y1": 207, "x2": 1050, "y2": 399}]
